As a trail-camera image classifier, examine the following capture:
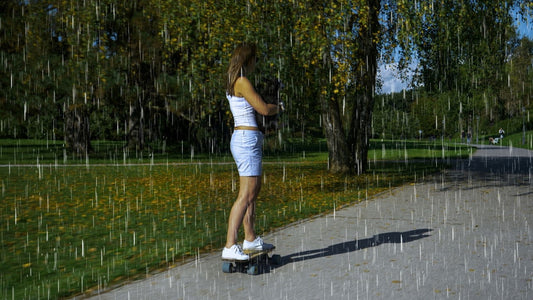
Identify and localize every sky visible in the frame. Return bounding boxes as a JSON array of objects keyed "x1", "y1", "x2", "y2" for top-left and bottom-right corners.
[{"x1": 379, "y1": 13, "x2": 533, "y2": 94}]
